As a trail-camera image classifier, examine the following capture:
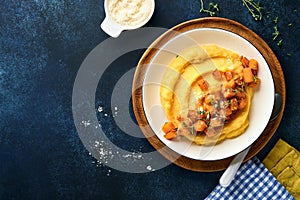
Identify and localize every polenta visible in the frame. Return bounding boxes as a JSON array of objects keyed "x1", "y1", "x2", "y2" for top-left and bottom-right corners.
[{"x1": 161, "y1": 45, "x2": 260, "y2": 145}]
